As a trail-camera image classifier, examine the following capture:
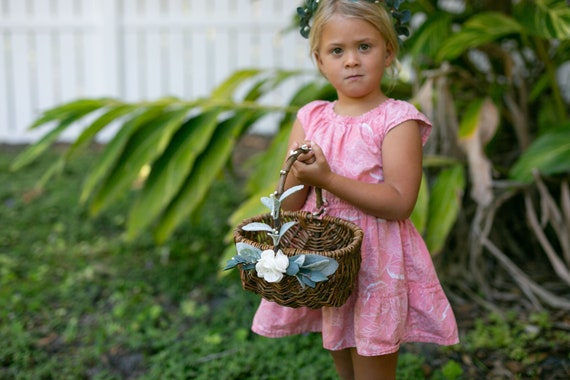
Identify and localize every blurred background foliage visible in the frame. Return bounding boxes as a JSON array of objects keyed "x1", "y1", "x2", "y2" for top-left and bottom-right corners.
[{"x1": 11, "y1": 0, "x2": 570, "y2": 310}]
